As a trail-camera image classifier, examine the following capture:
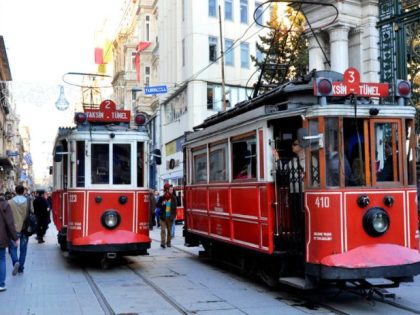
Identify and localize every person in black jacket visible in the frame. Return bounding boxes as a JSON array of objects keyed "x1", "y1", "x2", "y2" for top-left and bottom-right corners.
[
  {"x1": 0, "y1": 193, "x2": 18, "y2": 291},
  {"x1": 33, "y1": 191, "x2": 49, "y2": 244}
]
